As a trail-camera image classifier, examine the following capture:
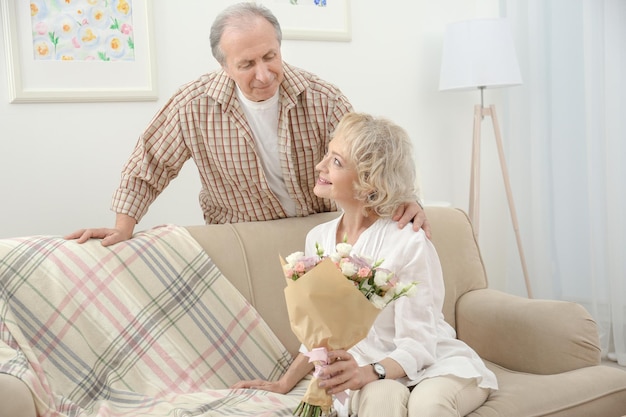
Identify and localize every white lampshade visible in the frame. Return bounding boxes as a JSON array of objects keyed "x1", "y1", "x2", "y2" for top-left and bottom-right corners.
[{"x1": 439, "y1": 18, "x2": 522, "y2": 91}]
